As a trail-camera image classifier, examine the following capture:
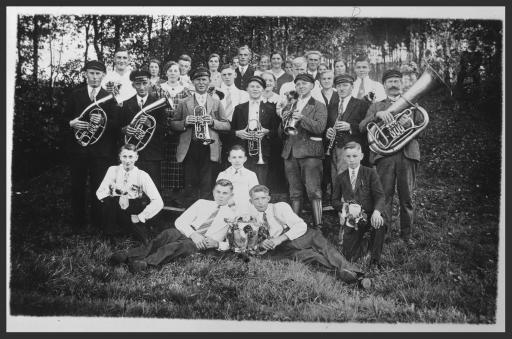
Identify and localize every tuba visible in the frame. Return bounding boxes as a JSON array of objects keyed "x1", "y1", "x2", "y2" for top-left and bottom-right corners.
[
  {"x1": 125, "y1": 96, "x2": 171, "y2": 151},
  {"x1": 282, "y1": 90, "x2": 300, "y2": 136},
  {"x1": 366, "y1": 64, "x2": 445, "y2": 155},
  {"x1": 246, "y1": 118, "x2": 265, "y2": 165},
  {"x1": 74, "y1": 85, "x2": 120, "y2": 147},
  {"x1": 193, "y1": 105, "x2": 215, "y2": 145}
]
